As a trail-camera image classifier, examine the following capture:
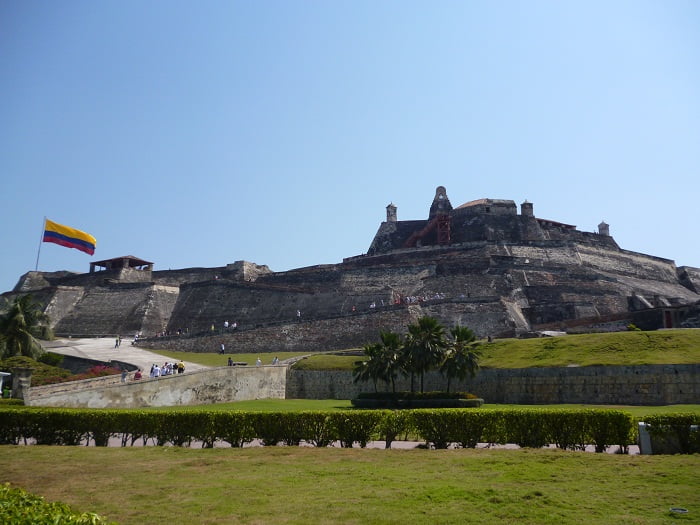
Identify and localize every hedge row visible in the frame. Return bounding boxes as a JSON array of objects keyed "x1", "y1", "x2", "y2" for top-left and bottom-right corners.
[
  {"x1": 0, "y1": 408, "x2": 648, "y2": 452},
  {"x1": 642, "y1": 413, "x2": 700, "y2": 454}
]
